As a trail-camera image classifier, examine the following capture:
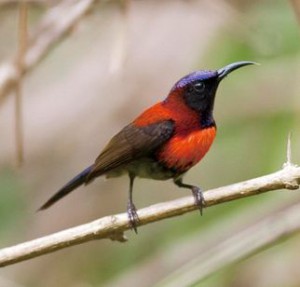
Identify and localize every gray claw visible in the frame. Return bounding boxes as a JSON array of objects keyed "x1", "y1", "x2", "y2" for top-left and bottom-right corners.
[
  {"x1": 192, "y1": 187, "x2": 205, "y2": 216},
  {"x1": 127, "y1": 202, "x2": 139, "y2": 234}
]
